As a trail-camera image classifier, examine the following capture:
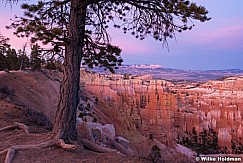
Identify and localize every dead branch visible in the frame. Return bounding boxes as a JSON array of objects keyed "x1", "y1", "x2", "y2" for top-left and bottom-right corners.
[
  {"x1": 79, "y1": 137, "x2": 116, "y2": 153},
  {"x1": 103, "y1": 133, "x2": 134, "y2": 156},
  {"x1": 14, "y1": 122, "x2": 30, "y2": 134},
  {"x1": 0, "y1": 124, "x2": 19, "y2": 132},
  {"x1": 56, "y1": 139, "x2": 79, "y2": 150},
  {"x1": 0, "y1": 122, "x2": 30, "y2": 134}
]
